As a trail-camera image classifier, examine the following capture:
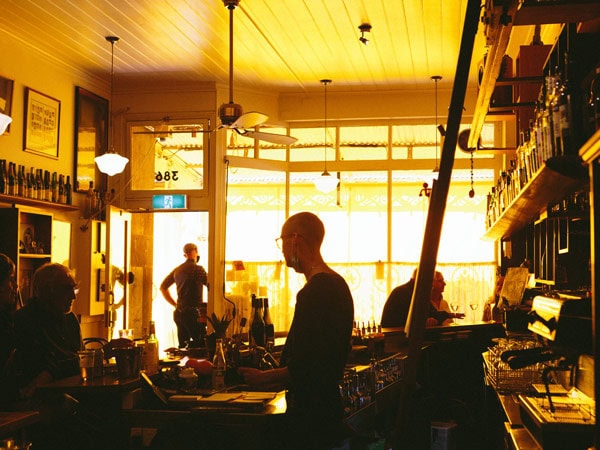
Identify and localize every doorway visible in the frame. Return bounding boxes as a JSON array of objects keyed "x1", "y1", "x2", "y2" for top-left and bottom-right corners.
[{"x1": 150, "y1": 211, "x2": 209, "y2": 350}]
